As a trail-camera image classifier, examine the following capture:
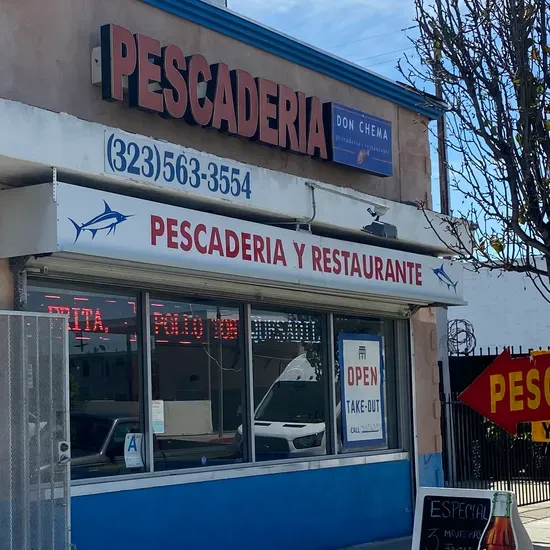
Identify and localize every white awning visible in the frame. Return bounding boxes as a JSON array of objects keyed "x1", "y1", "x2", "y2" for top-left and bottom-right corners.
[
  {"x1": 0, "y1": 98, "x2": 470, "y2": 255},
  {"x1": 0, "y1": 182, "x2": 465, "y2": 308}
]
